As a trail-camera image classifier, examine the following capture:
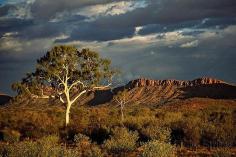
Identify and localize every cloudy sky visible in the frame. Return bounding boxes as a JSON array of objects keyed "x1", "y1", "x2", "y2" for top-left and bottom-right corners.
[{"x1": 0, "y1": 0, "x2": 236, "y2": 95}]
